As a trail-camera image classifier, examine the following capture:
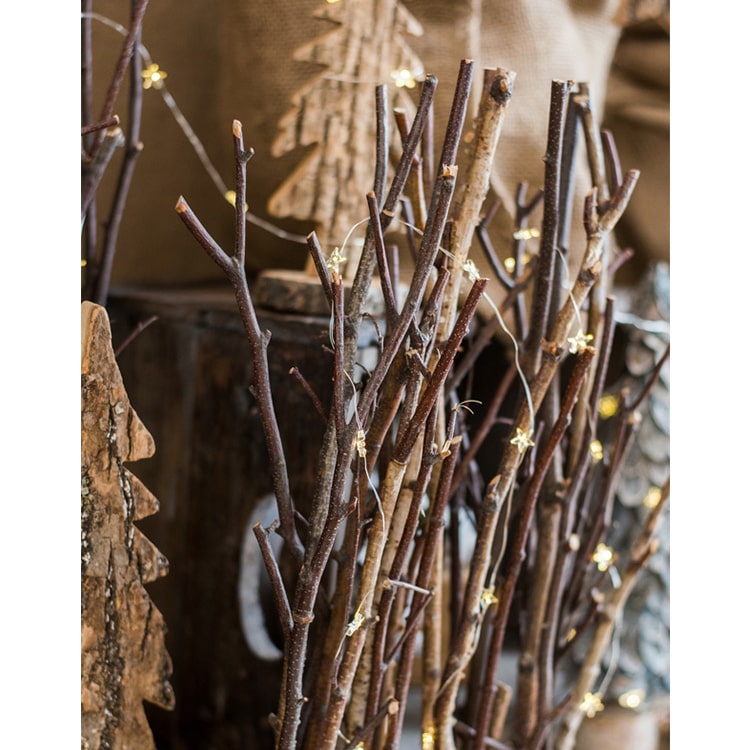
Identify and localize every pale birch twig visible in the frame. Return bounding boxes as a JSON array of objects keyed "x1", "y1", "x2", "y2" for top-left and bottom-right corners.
[{"x1": 440, "y1": 68, "x2": 515, "y2": 339}]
